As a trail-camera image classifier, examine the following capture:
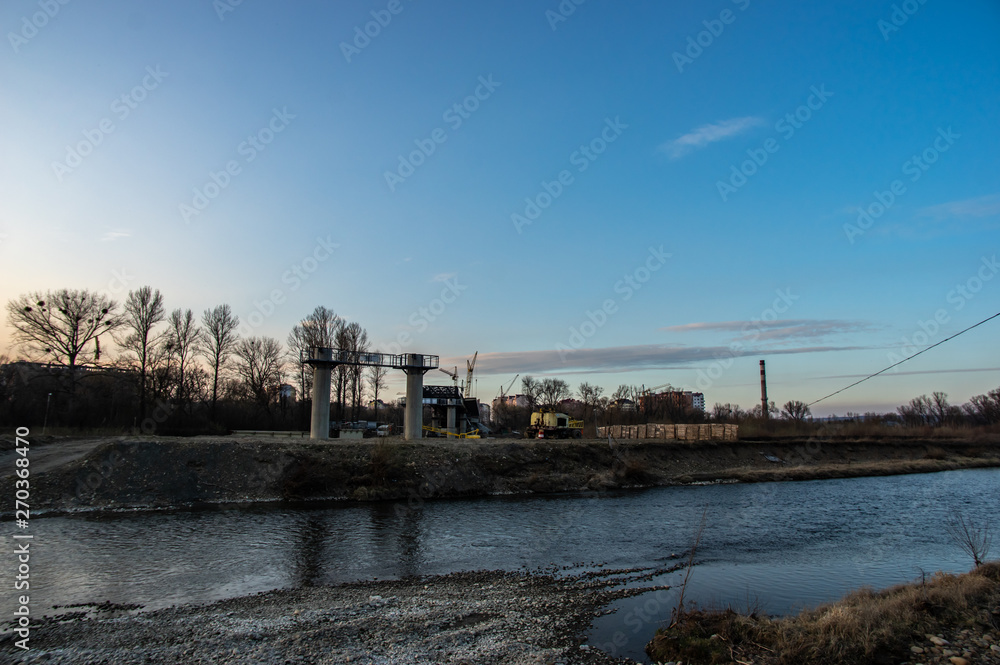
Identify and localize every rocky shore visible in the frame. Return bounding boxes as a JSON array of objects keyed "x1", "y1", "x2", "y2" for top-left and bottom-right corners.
[
  {"x1": 3, "y1": 568, "x2": 675, "y2": 665},
  {"x1": 906, "y1": 628, "x2": 1000, "y2": 665}
]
